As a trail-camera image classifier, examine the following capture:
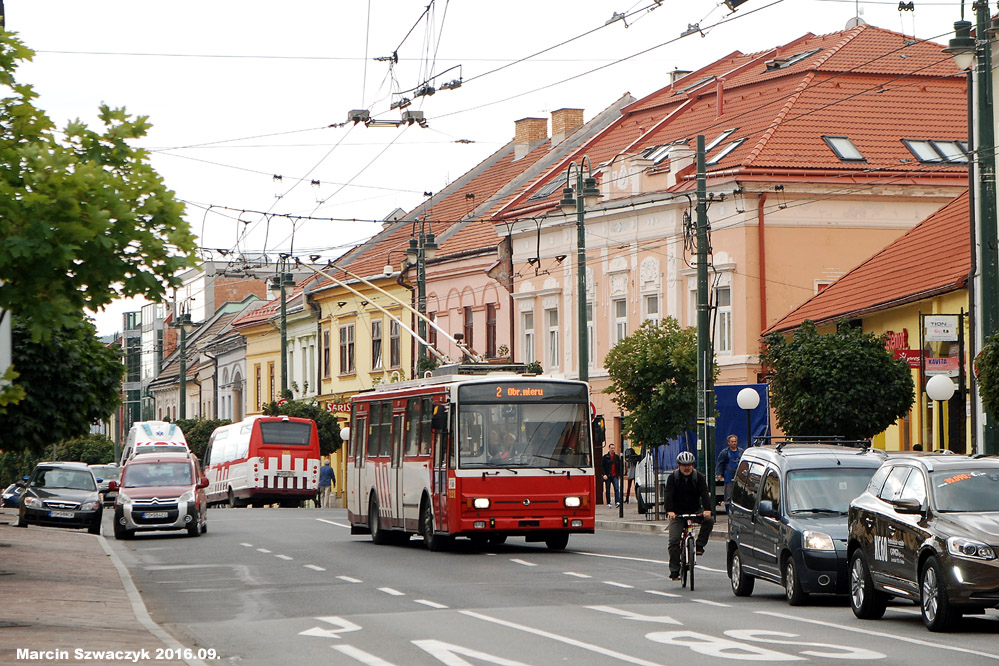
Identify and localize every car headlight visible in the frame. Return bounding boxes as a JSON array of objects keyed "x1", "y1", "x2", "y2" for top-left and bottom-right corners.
[
  {"x1": 564, "y1": 496, "x2": 581, "y2": 508},
  {"x1": 80, "y1": 501, "x2": 101, "y2": 511},
  {"x1": 802, "y1": 530, "x2": 835, "y2": 551},
  {"x1": 23, "y1": 496, "x2": 43, "y2": 509},
  {"x1": 179, "y1": 490, "x2": 194, "y2": 503},
  {"x1": 947, "y1": 536, "x2": 997, "y2": 560},
  {"x1": 472, "y1": 497, "x2": 490, "y2": 509},
  {"x1": 117, "y1": 492, "x2": 132, "y2": 507}
]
